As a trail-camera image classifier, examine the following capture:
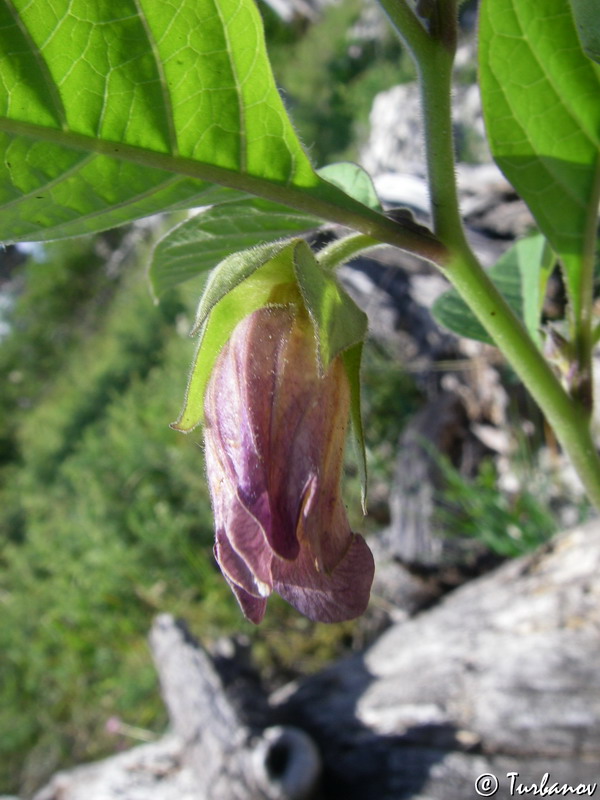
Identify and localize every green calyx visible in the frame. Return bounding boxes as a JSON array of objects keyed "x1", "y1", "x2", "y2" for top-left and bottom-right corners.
[{"x1": 172, "y1": 238, "x2": 368, "y2": 429}]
